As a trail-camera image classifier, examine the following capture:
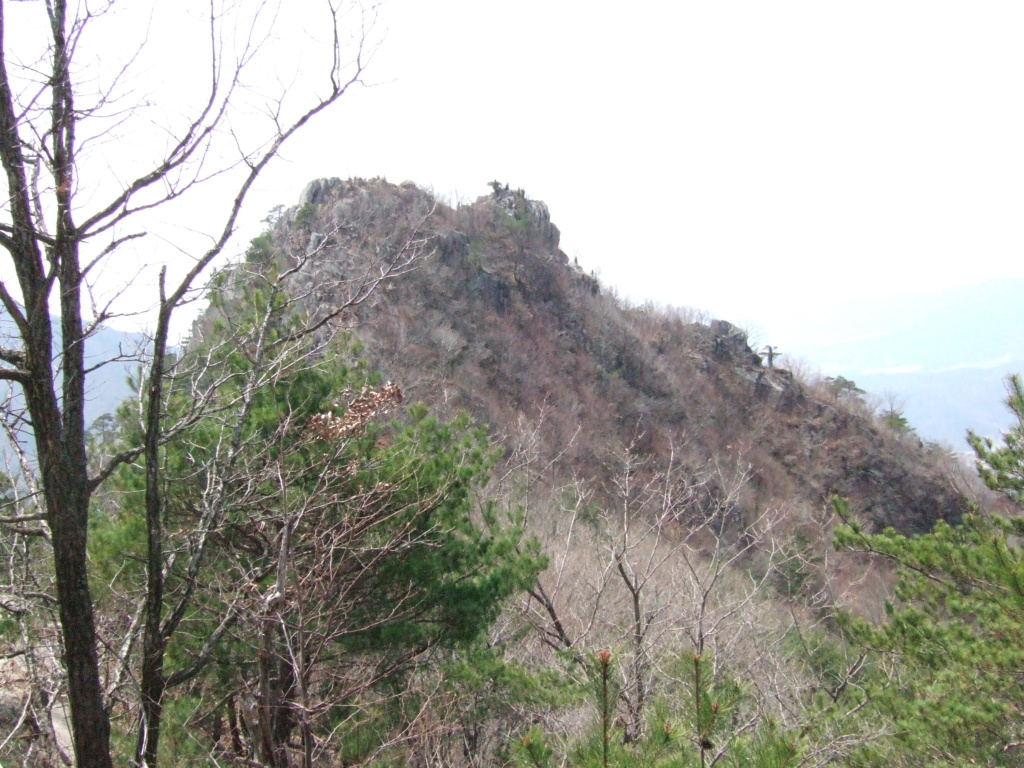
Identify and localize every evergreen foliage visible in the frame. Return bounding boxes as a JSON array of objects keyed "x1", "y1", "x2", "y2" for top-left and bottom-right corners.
[
  {"x1": 2, "y1": 167, "x2": 1009, "y2": 766},
  {"x1": 835, "y1": 373, "x2": 1024, "y2": 766},
  {"x1": 87, "y1": 262, "x2": 546, "y2": 764},
  {"x1": 510, "y1": 650, "x2": 806, "y2": 768},
  {"x1": 825, "y1": 376, "x2": 866, "y2": 400},
  {"x1": 969, "y1": 374, "x2": 1024, "y2": 502},
  {"x1": 879, "y1": 408, "x2": 912, "y2": 435}
]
